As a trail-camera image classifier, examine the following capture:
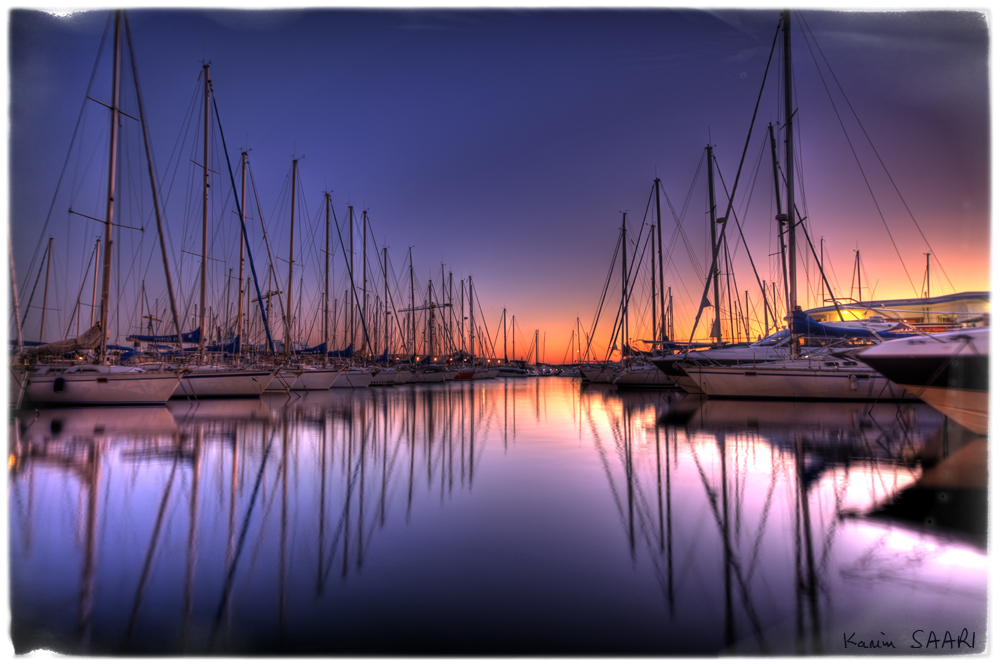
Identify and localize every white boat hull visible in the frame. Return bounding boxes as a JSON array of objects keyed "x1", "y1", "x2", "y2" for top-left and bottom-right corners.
[
  {"x1": 23, "y1": 366, "x2": 181, "y2": 405},
  {"x1": 410, "y1": 370, "x2": 448, "y2": 383},
  {"x1": 290, "y1": 368, "x2": 342, "y2": 390},
  {"x1": 858, "y1": 327, "x2": 989, "y2": 435},
  {"x1": 899, "y1": 385, "x2": 988, "y2": 436},
  {"x1": 265, "y1": 369, "x2": 300, "y2": 392},
  {"x1": 683, "y1": 362, "x2": 913, "y2": 401},
  {"x1": 173, "y1": 368, "x2": 274, "y2": 398},
  {"x1": 614, "y1": 366, "x2": 676, "y2": 388},
  {"x1": 580, "y1": 366, "x2": 617, "y2": 383},
  {"x1": 331, "y1": 369, "x2": 374, "y2": 388},
  {"x1": 370, "y1": 369, "x2": 399, "y2": 386}
]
